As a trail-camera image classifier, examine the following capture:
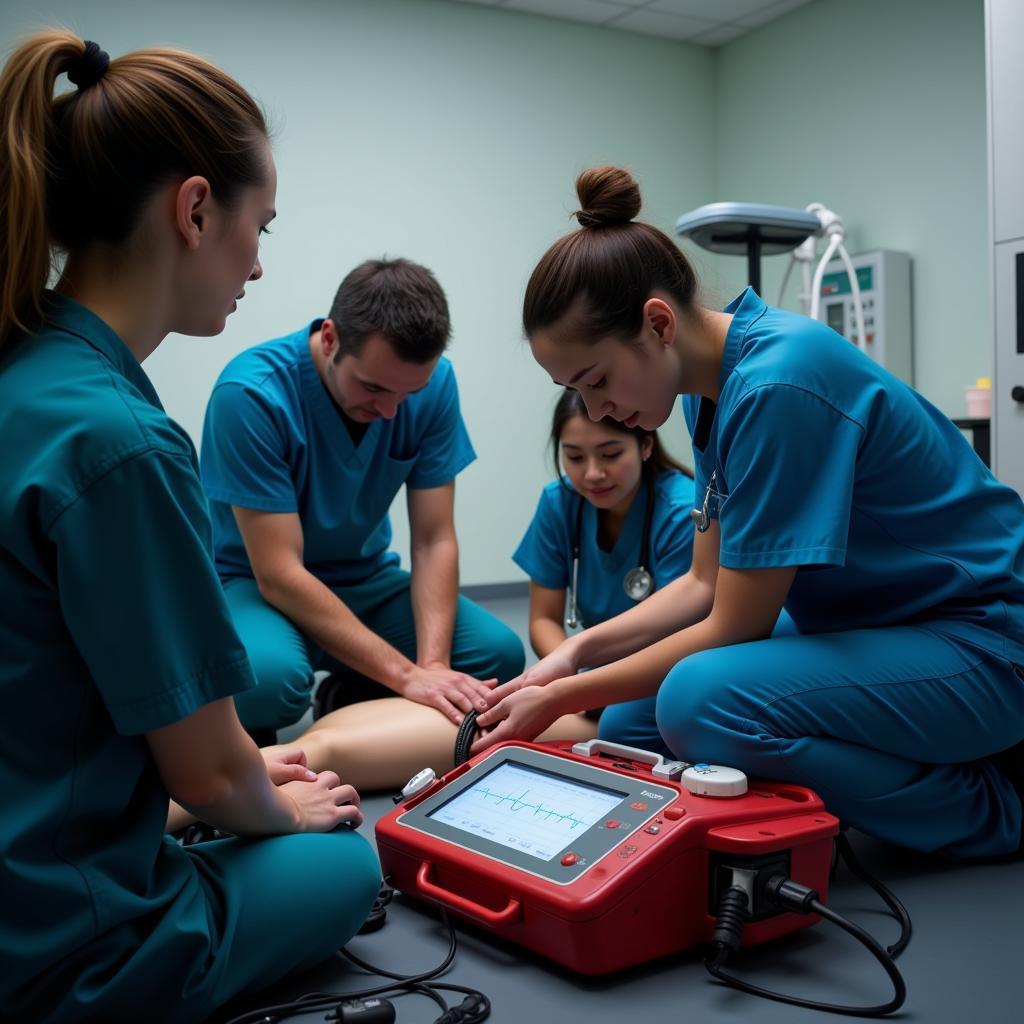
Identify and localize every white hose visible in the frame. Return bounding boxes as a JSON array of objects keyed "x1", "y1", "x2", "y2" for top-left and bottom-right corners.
[
  {"x1": 809, "y1": 232, "x2": 843, "y2": 322},
  {"x1": 835, "y1": 242, "x2": 867, "y2": 352}
]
